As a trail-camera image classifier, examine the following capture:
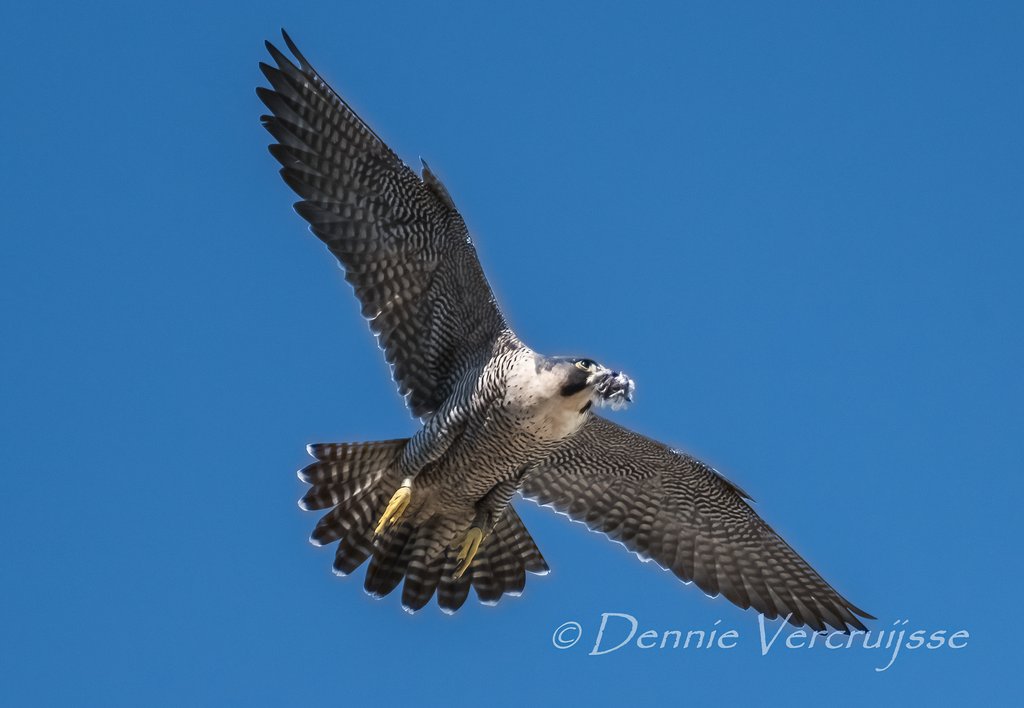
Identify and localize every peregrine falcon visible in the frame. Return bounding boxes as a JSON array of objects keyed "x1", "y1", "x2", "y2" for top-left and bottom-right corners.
[{"x1": 258, "y1": 30, "x2": 873, "y2": 632}]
